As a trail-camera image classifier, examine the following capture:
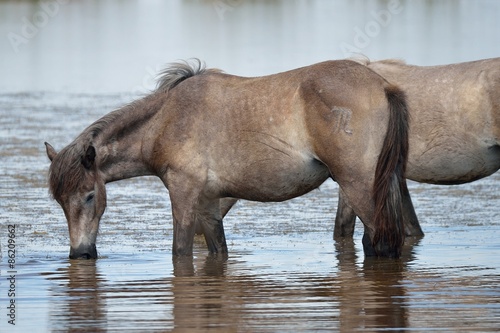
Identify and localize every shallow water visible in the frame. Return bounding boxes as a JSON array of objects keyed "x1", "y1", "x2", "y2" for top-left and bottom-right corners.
[
  {"x1": 1, "y1": 0, "x2": 500, "y2": 332},
  {"x1": 0, "y1": 91, "x2": 499, "y2": 332}
]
